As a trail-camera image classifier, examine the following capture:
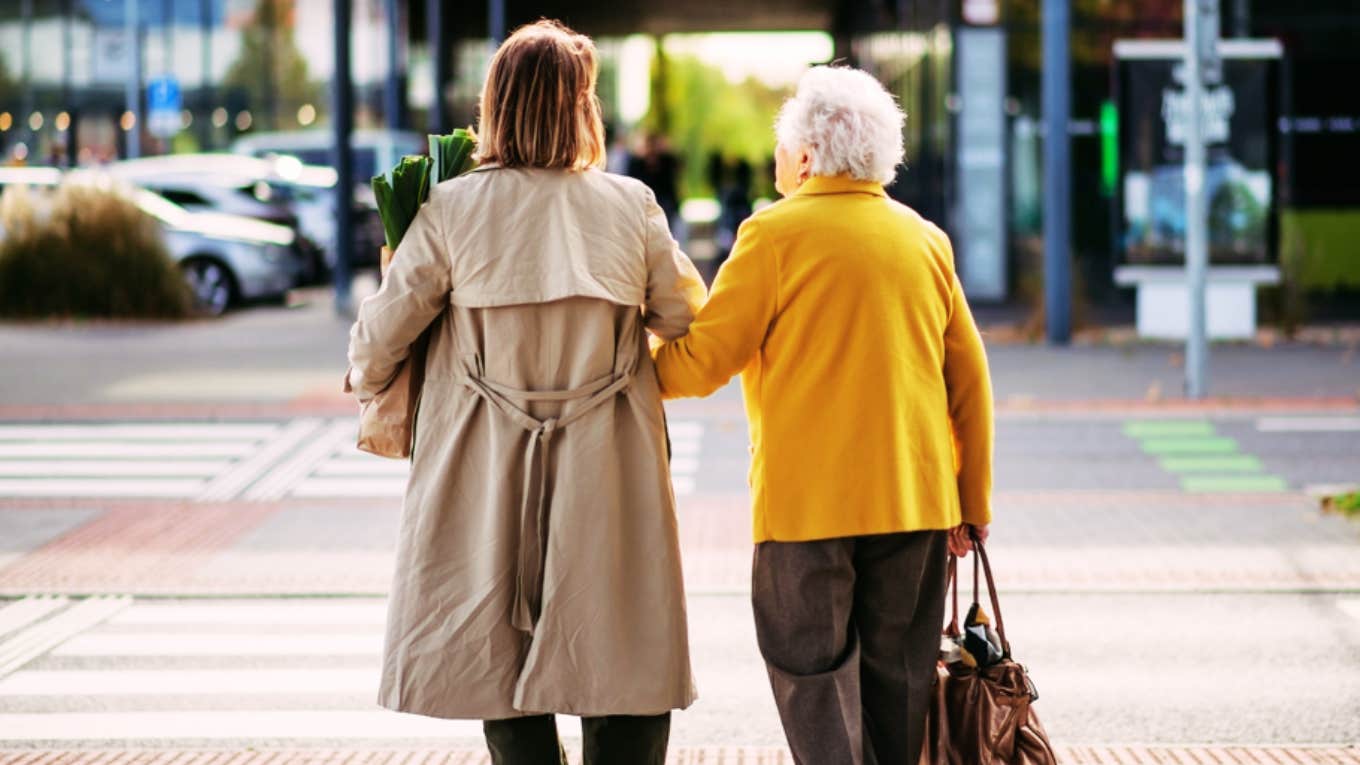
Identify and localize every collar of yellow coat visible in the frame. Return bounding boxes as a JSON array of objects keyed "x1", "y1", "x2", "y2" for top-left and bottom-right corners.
[{"x1": 794, "y1": 175, "x2": 888, "y2": 198}]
